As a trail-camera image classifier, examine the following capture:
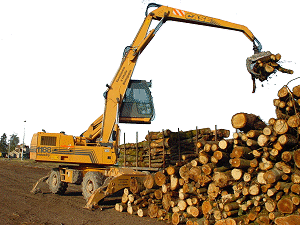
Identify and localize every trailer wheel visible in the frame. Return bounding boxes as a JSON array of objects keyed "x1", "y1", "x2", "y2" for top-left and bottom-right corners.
[
  {"x1": 48, "y1": 168, "x2": 68, "y2": 195},
  {"x1": 82, "y1": 171, "x2": 105, "y2": 201}
]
